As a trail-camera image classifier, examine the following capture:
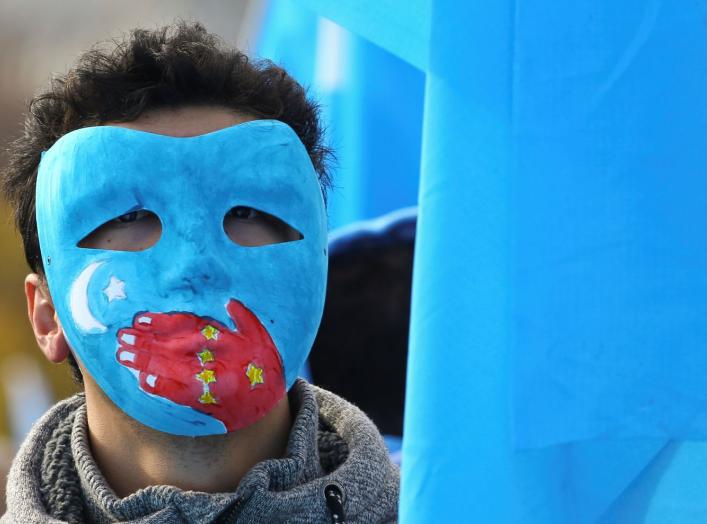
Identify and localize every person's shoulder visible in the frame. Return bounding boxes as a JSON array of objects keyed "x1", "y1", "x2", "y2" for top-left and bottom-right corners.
[
  {"x1": 309, "y1": 382, "x2": 400, "y2": 523},
  {"x1": 3, "y1": 394, "x2": 85, "y2": 524}
]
